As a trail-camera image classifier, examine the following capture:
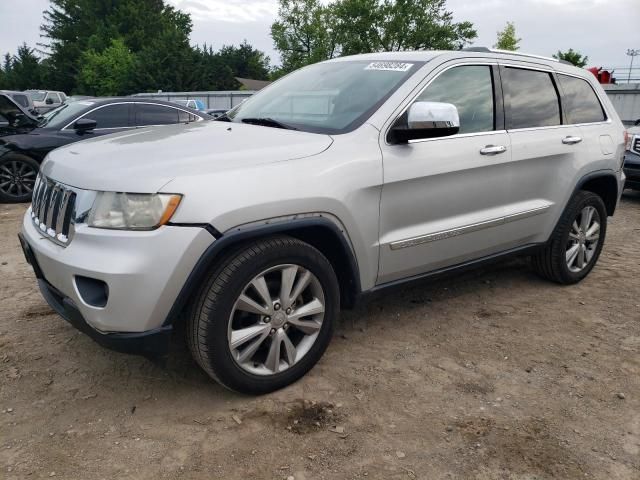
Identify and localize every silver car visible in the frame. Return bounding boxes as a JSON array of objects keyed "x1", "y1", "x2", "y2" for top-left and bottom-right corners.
[{"x1": 19, "y1": 49, "x2": 626, "y2": 394}]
